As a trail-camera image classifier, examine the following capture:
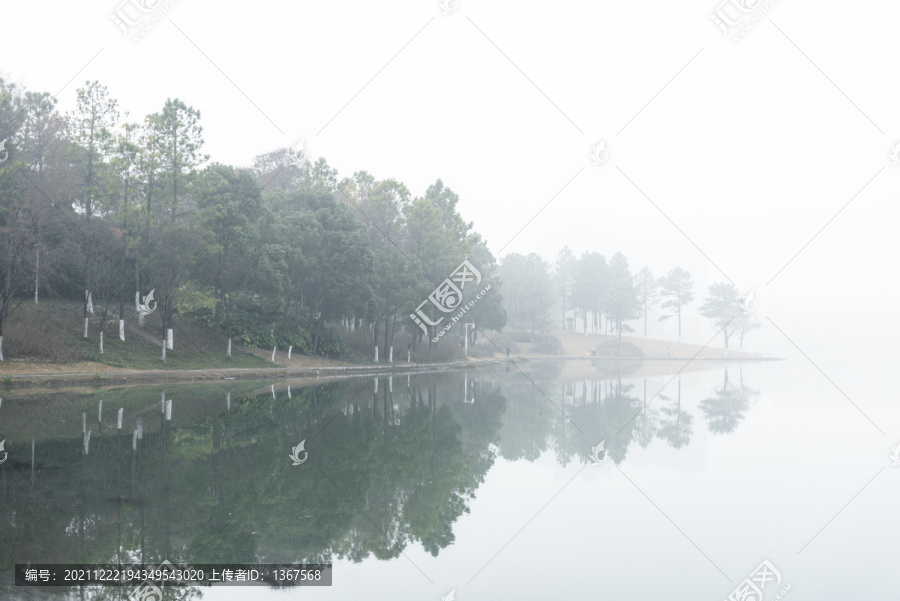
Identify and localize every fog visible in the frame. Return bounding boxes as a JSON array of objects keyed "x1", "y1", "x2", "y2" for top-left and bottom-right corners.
[{"x1": 2, "y1": 0, "x2": 899, "y2": 597}]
